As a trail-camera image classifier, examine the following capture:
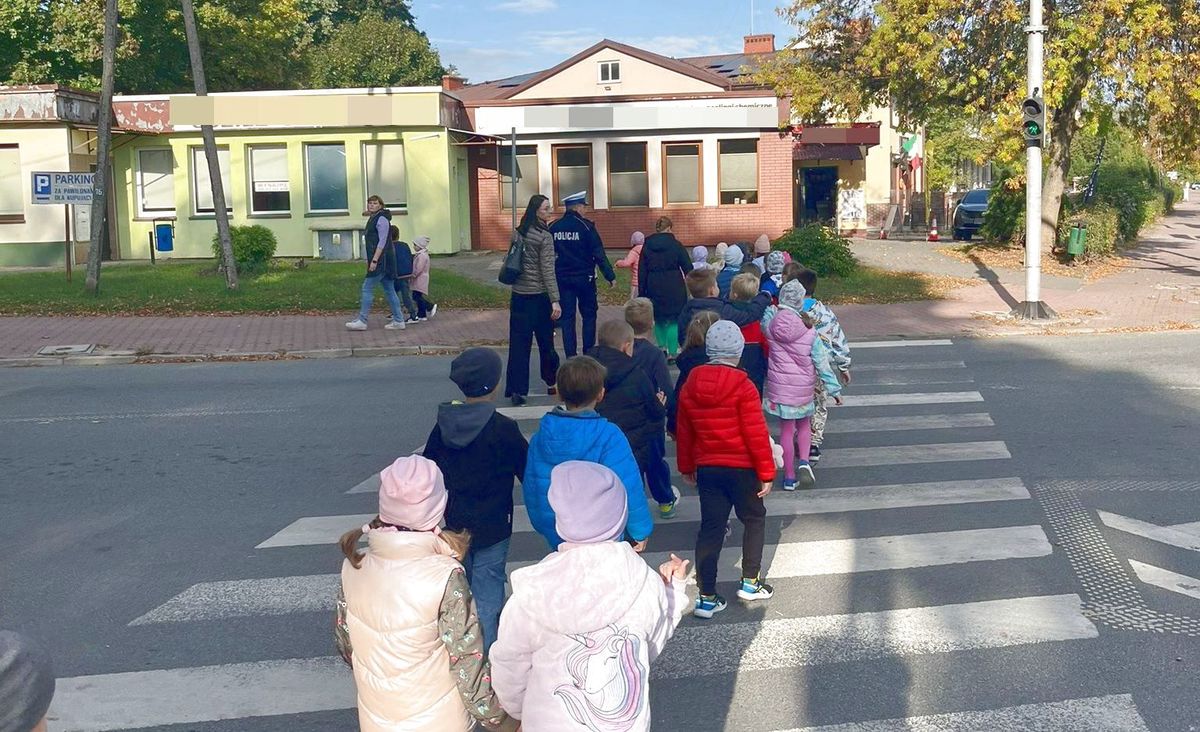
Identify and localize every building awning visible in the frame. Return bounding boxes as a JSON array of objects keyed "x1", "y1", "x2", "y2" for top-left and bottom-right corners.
[
  {"x1": 792, "y1": 122, "x2": 881, "y2": 160},
  {"x1": 449, "y1": 129, "x2": 504, "y2": 145},
  {"x1": 794, "y1": 143, "x2": 864, "y2": 161}
]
